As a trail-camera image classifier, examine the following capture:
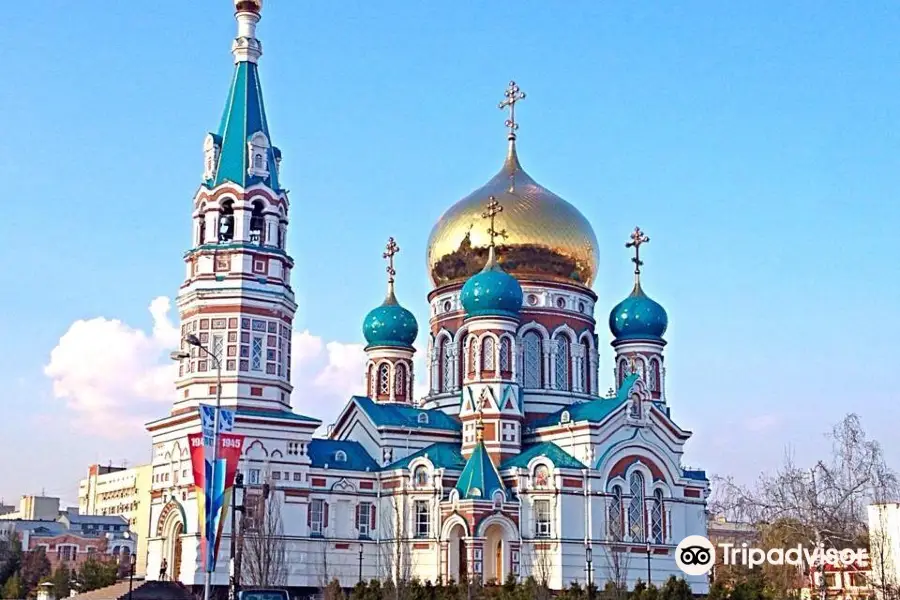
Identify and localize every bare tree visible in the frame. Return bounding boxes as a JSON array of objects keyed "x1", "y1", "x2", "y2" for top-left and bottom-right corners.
[
  {"x1": 520, "y1": 542, "x2": 552, "y2": 600},
  {"x1": 600, "y1": 544, "x2": 631, "y2": 600},
  {"x1": 869, "y1": 504, "x2": 899, "y2": 600},
  {"x1": 242, "y1": 483, "x2": 288, "y2": 588},
  {"x1": 713, "y1": 414, "x2": 898, "y2": 600},
  {"x1": 378, "y1": 491, "x2": 415, "y2": 600}
]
